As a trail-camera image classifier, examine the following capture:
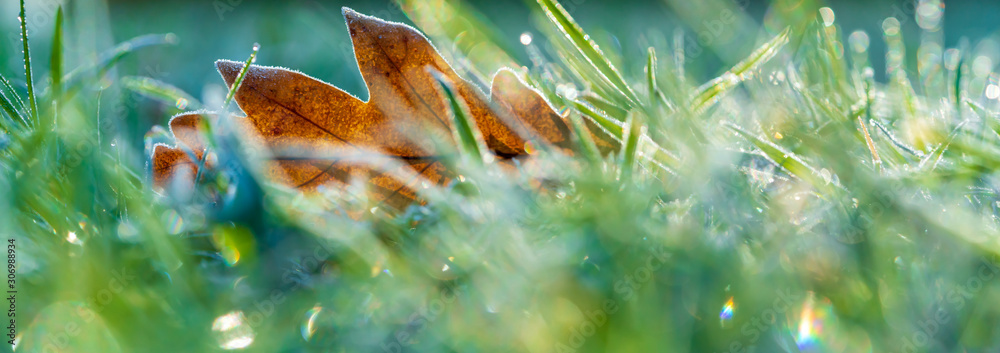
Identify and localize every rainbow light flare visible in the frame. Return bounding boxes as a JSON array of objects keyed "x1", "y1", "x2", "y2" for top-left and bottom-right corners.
[
  {"x1": 796, "y1": 295, "x2": 821, "y2": 350},
  {"x1": 719, "y1": 297, "x2": 735, "y2": 324}
]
